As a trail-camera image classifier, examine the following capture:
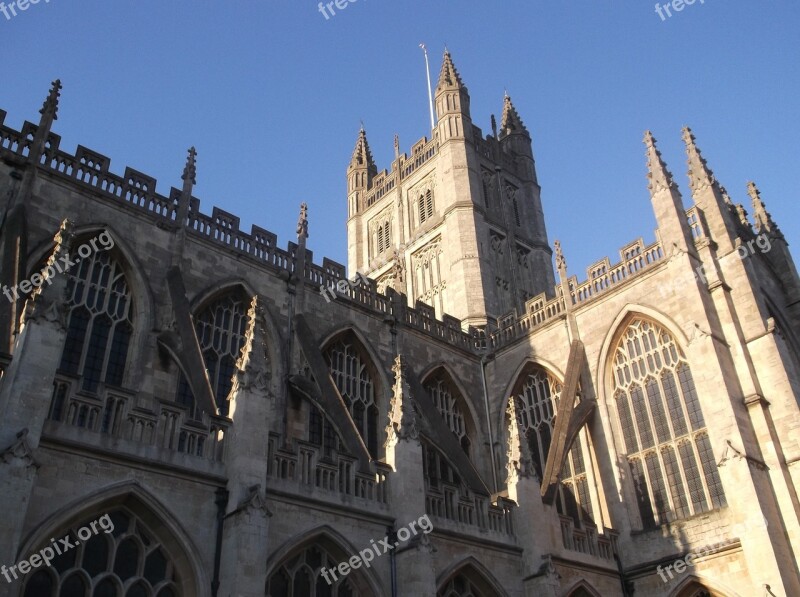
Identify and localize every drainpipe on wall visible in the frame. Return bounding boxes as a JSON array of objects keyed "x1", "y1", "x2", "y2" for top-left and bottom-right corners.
[
  {"x1": 211, "y1": 487, "x2": 229, "y2": 597},
  {"x1": 480, "y1": 353, "x2": 499, "y2": 493},
  {"x1": 387, "y1": 525, "x2": 397, "y2": 597}
]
